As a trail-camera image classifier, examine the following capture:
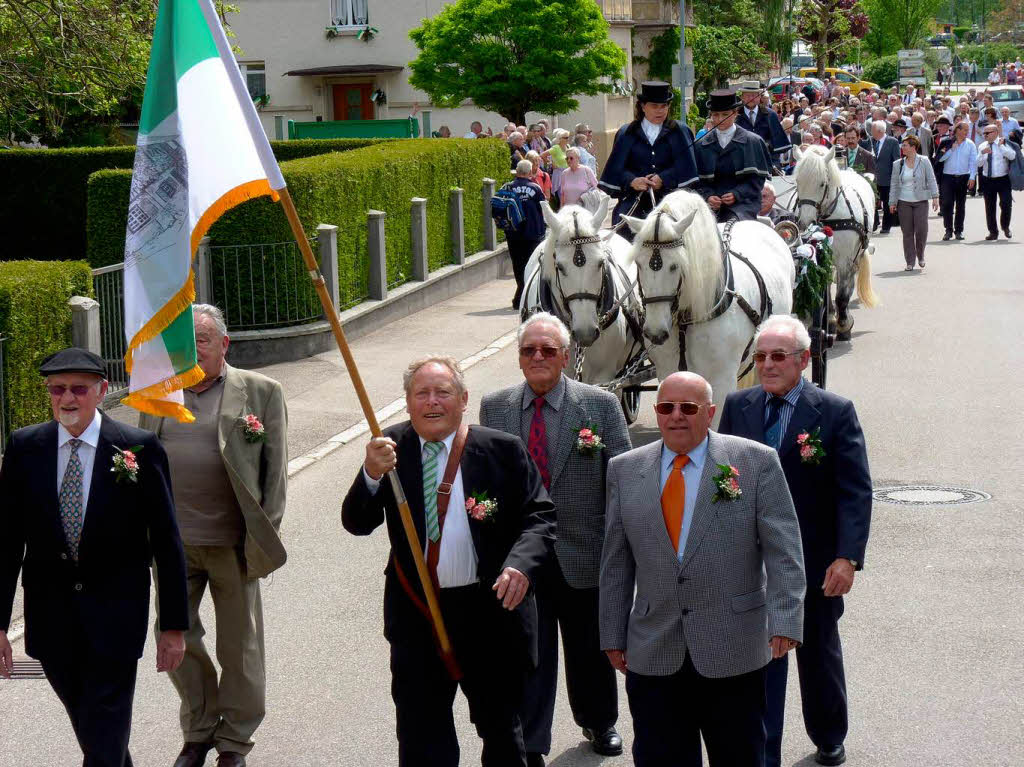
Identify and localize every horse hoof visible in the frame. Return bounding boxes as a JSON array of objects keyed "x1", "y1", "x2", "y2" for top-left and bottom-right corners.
[{"x1": 836, "y1": 329, "x2": 852, "y2": 342}]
